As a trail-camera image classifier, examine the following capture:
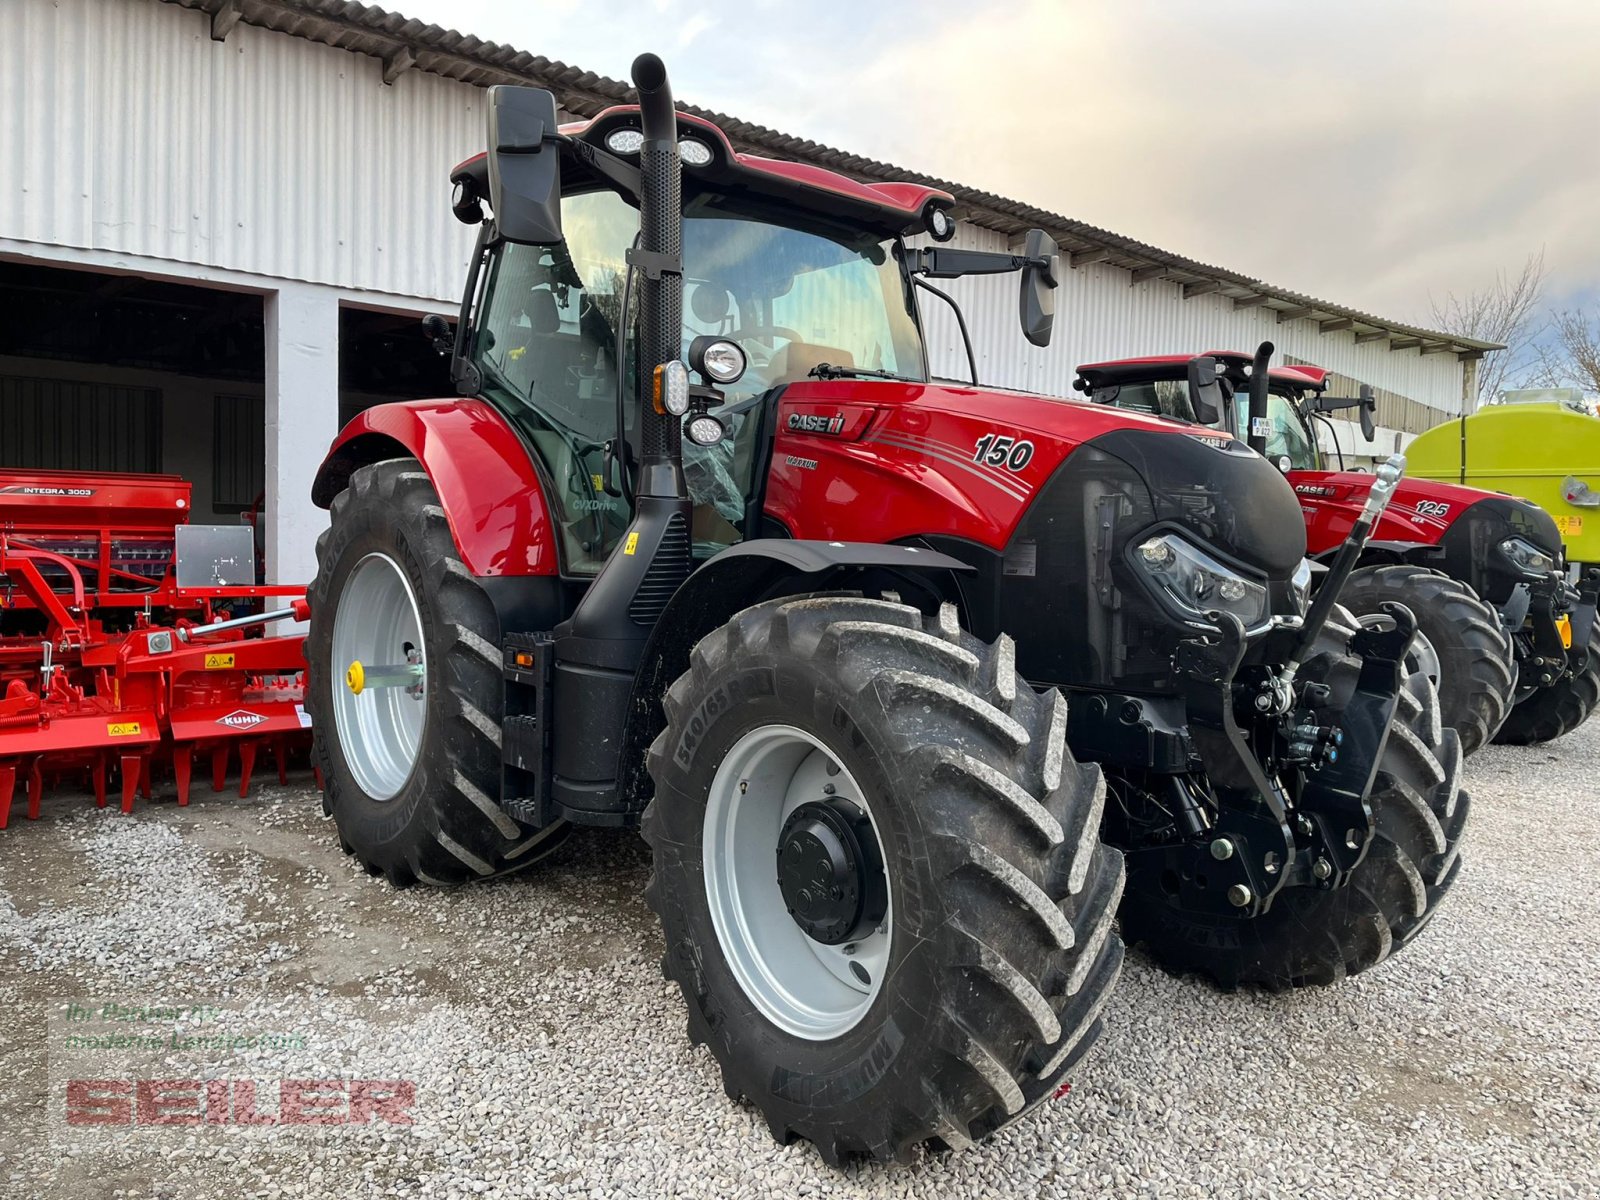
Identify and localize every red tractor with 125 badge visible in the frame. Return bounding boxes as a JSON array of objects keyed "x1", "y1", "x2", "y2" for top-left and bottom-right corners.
[
  {"x1": 307, "y1": 56, "x2": 1466, "y2": 1163},
  {"x1": 1076, "y1": 348, "x2": 1599, "y2": 751}
]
